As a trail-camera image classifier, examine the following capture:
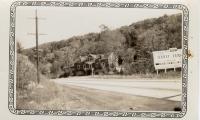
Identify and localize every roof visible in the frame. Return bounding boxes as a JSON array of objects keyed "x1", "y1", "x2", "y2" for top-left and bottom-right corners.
[
  {"x1": 85, "y1": 60, "x2": 95, "y2": 64},
  {"x1": 80, "y1": 56, "x2": 87, "y2": 62},
  {"x1": 89, "y1": 54, "x2": 98, "y2": 59}
]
